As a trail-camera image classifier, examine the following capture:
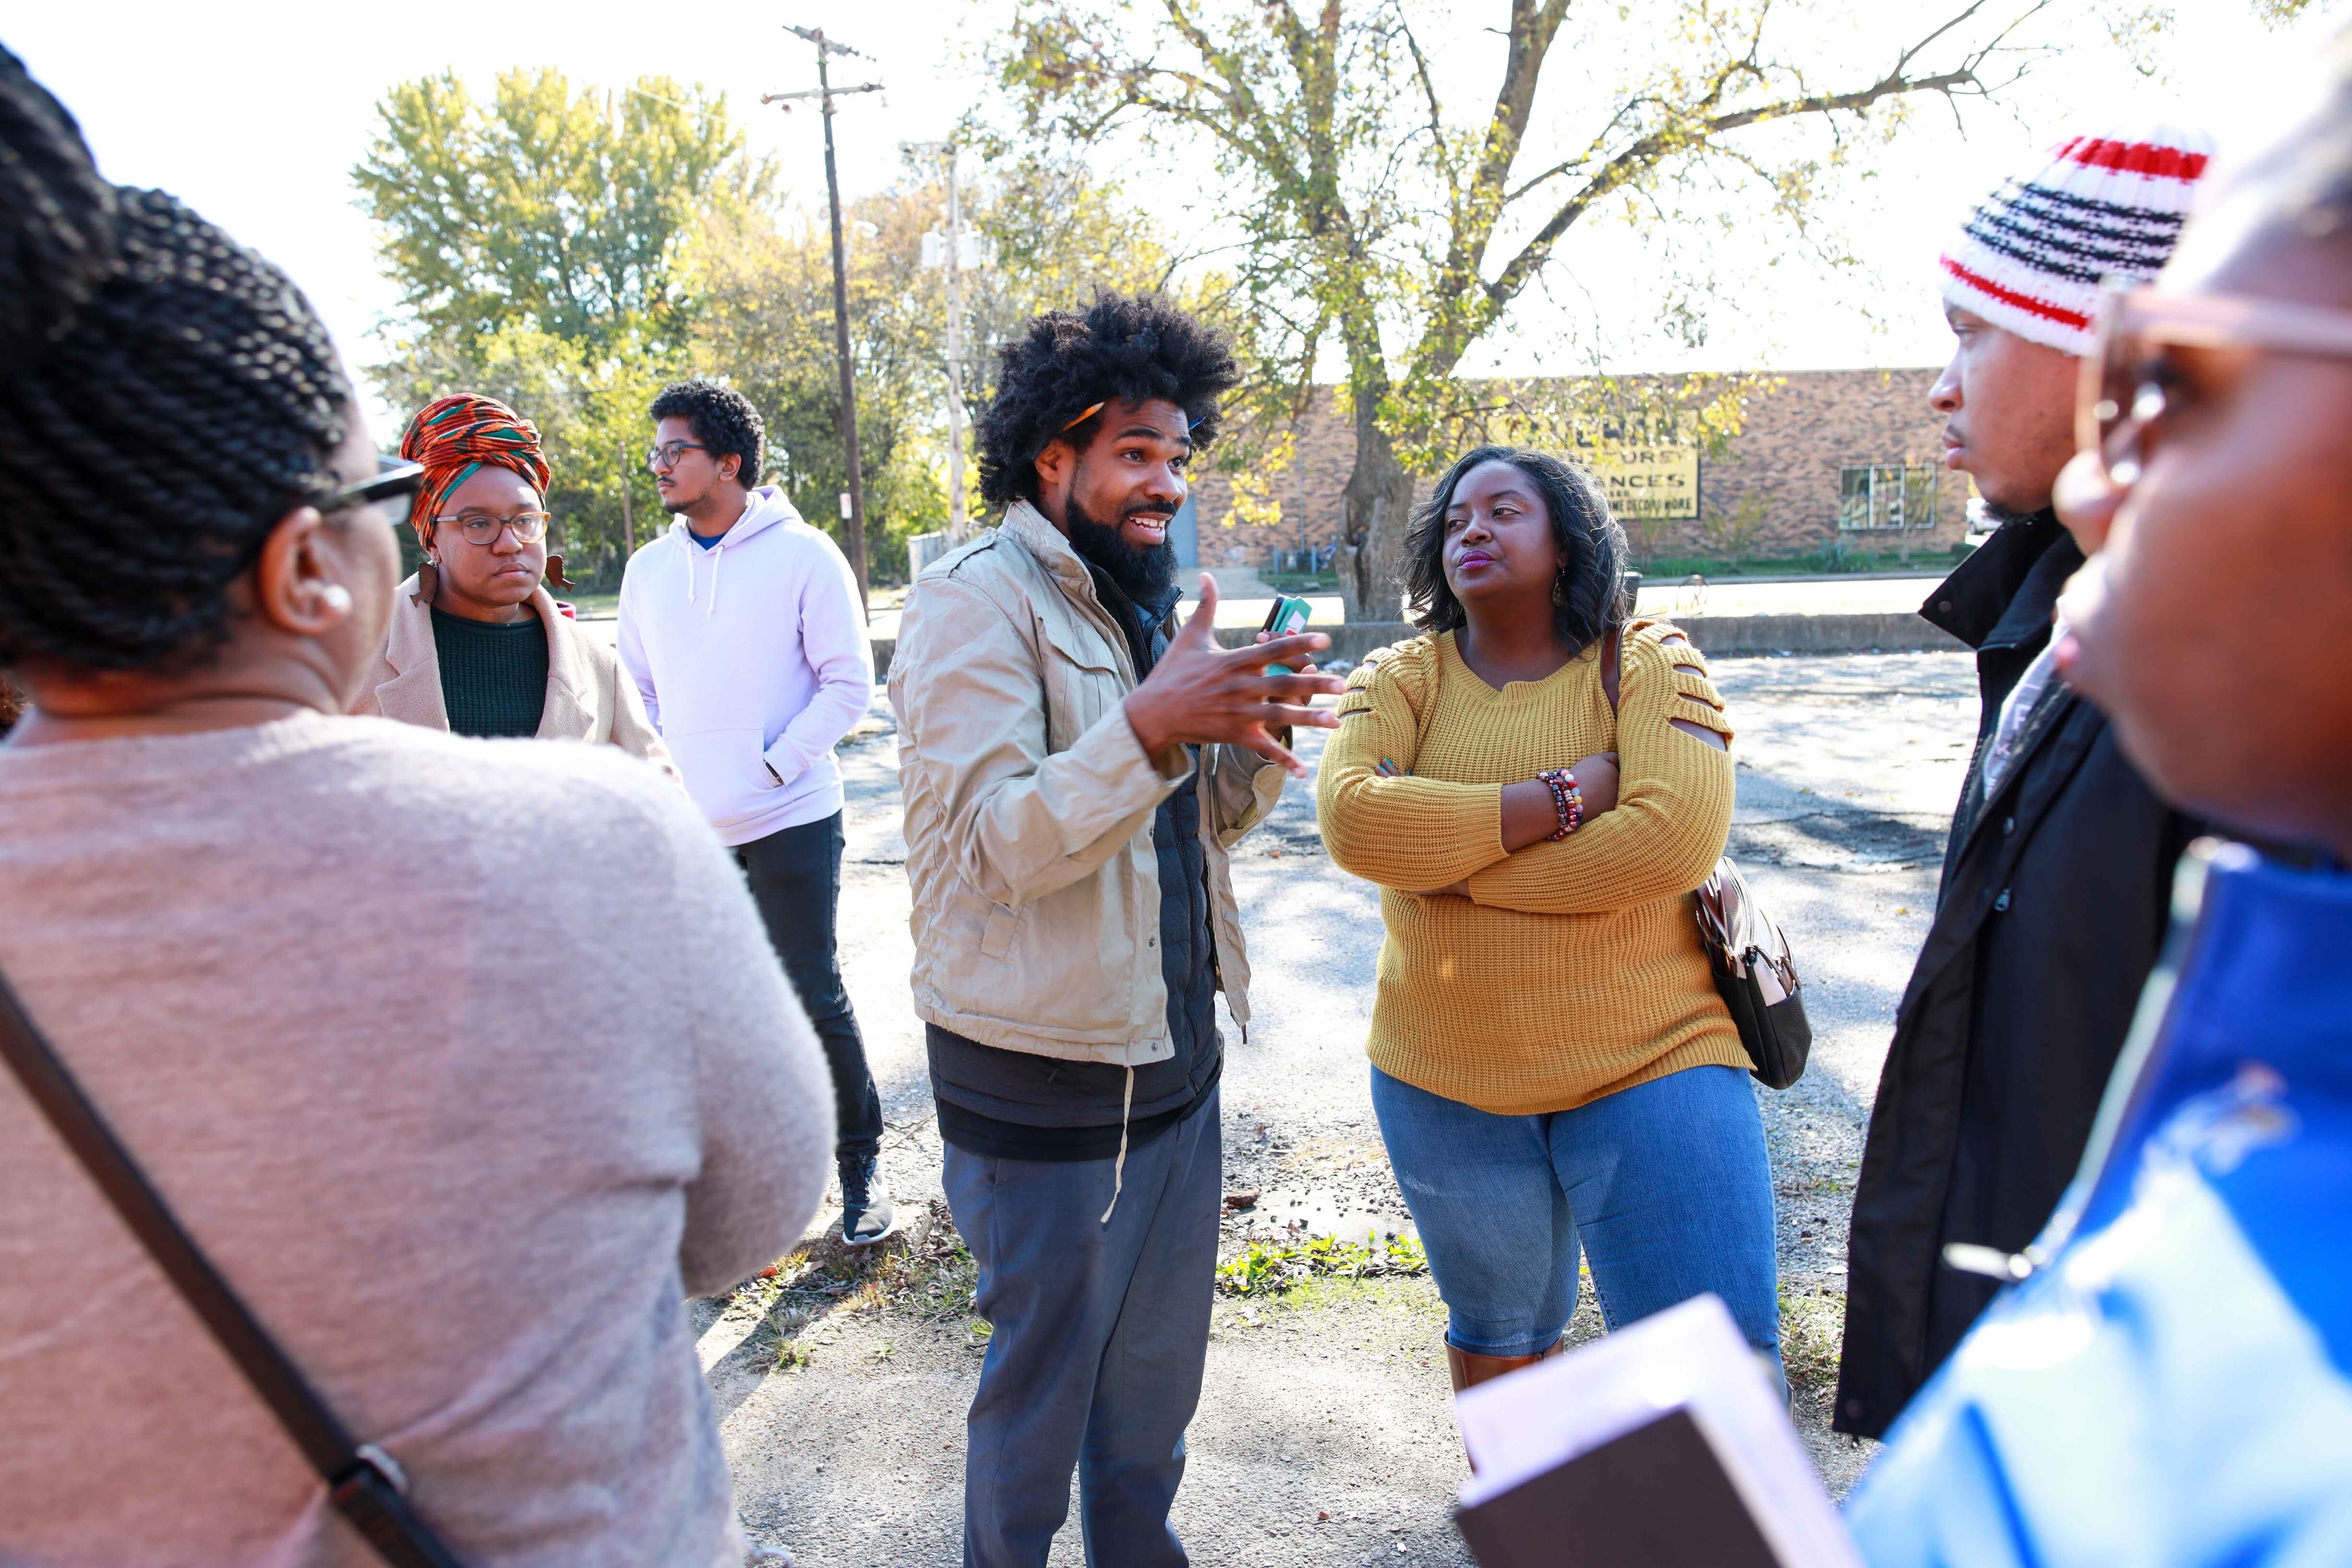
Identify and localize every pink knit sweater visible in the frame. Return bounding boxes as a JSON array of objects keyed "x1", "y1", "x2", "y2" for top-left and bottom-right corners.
[{"x1": 0, "y1": 714, "x2": 833, "y2": 1566}]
